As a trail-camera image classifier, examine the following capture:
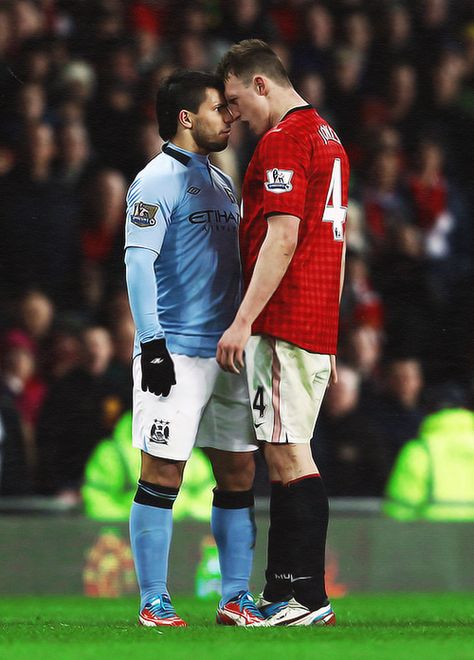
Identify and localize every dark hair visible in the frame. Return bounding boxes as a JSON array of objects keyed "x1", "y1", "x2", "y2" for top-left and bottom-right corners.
[
  {"x1": 216, "y1": 39, "x2": 290, "y2": 87},
  {"x1": 423, "y1": 382, "x2": 468, "y2": 413},
  {"x1": 156, "y1": 71, "x2": 224, "y2": 141}
]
